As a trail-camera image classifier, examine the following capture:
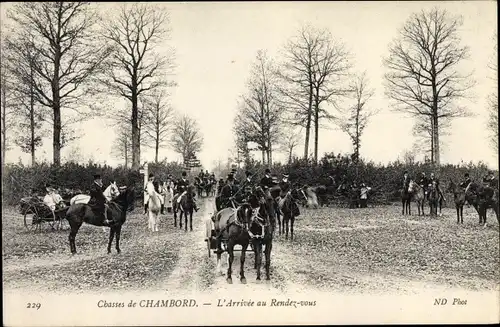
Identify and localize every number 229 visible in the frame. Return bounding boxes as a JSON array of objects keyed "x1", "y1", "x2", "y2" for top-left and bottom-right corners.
[{"x1": 27, "y1": 303, "x2": 41, "y2": 310}]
